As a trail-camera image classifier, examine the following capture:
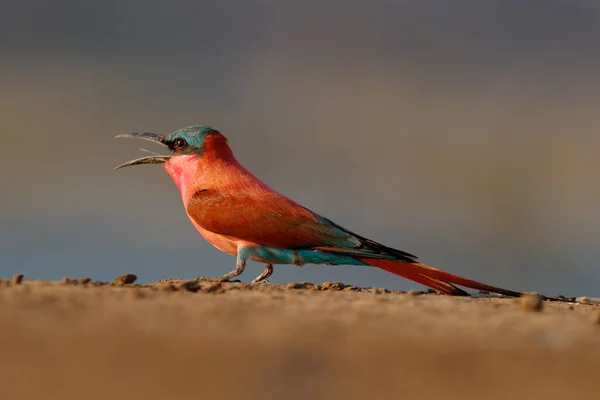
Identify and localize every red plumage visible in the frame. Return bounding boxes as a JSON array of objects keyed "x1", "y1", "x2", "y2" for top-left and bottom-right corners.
[{"x1": 157, "y1": 130, "x2": 524, "y2": 297}]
